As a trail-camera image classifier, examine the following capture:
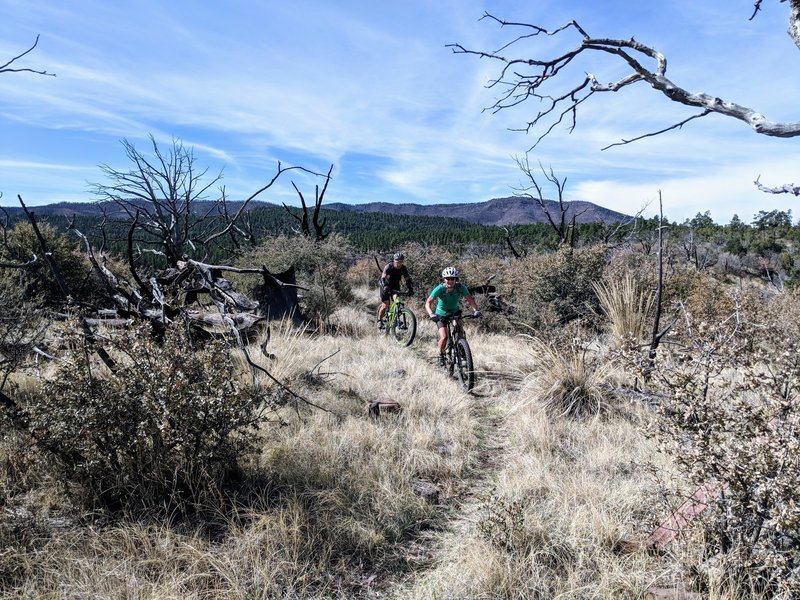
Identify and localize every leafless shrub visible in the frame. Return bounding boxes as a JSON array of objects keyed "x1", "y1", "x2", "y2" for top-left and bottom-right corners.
[{"x1": 640, "y1": 285, "x2": 800, "y2": 598}]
